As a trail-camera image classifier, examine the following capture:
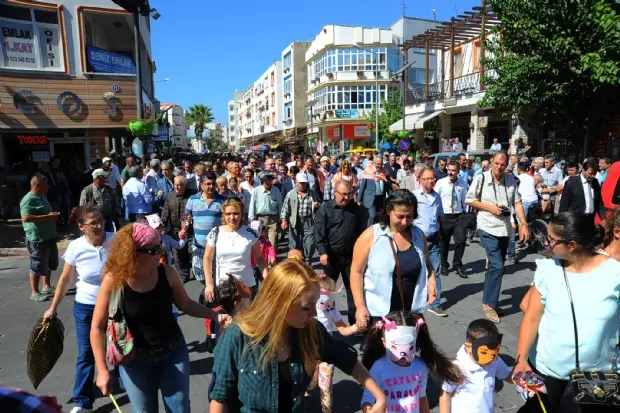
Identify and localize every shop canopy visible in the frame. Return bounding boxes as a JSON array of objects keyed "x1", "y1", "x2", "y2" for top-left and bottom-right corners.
[{"x1": 388, "y1": 110, "x2": 446, "y2": 132}]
